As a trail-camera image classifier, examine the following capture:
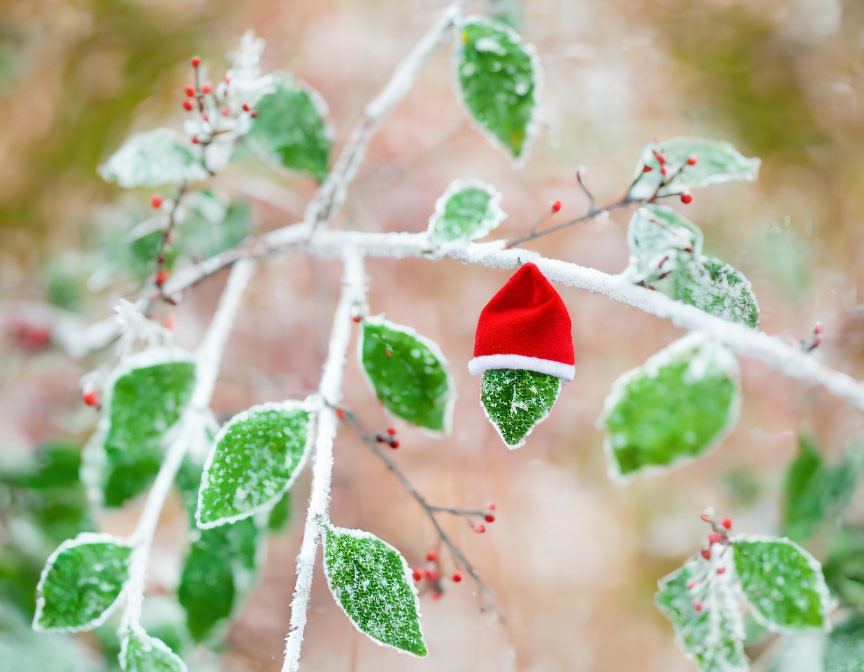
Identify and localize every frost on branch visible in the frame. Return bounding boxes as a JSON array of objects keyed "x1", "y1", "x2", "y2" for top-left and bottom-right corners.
[
  {"x1": 33, "y1": 533, "x2": 132, "y2": 632},
  {"x1": 628, "y1": 137, "x2": 760, "y2": 200},
  {"x1": 196, "y1": 401, "x2": 313, "y2": 528},
  {"x1": 359, "y1": 318, "x2": 455, "y2": 434},
  {"x1": 732, "y1": 536, "x2": 831, "y2": 631},
  {"x1": 99, "y1": 129, "x2": 208, "y2": 188},
  {"x1": 120, "y1": 625, "x2": 187, "y2": 672},
  {"x1": 627, "y1": 204, "x2": 703, "y2": 284},
  {"x1": 481, "y1": 368, "x2": 560, "y2": 449},
  {"x1": 600, "y1": 333, "x2": 740, "y2": 480},
  {"x1": 323, "y1": 525, "x2": 426, "y2": 657},
  {"x1": 427, "y1": 179, "x2": 506, "y2": 243},
  {"x1": 246, "y1": 73, "x2": 332, "y2": 181},
  {"x1": 455, "y1": 16, "x2": 540, "y2": 161}
]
